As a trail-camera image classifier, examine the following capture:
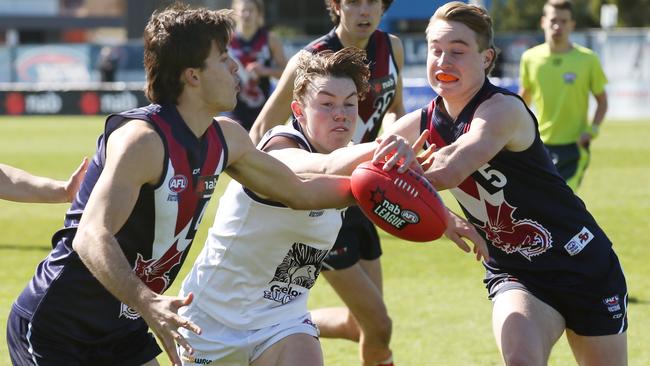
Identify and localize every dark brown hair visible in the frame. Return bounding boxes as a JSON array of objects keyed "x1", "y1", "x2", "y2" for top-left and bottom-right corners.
[
  {"x1": 427, "y1": 1, "x2": 498, "y2": 74},
  {"x1": 324, "y1": 0, "x2": 393, "y2": 25},
  {"x1": 143, "y1": 3, "x2": 234, "y2": 104},
  {"x1": 544, "y1": 0, "x2": 574, "y2": 18},
  {"x1": 293, "y1": 47, "x2": 370, "y2": 102}
]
